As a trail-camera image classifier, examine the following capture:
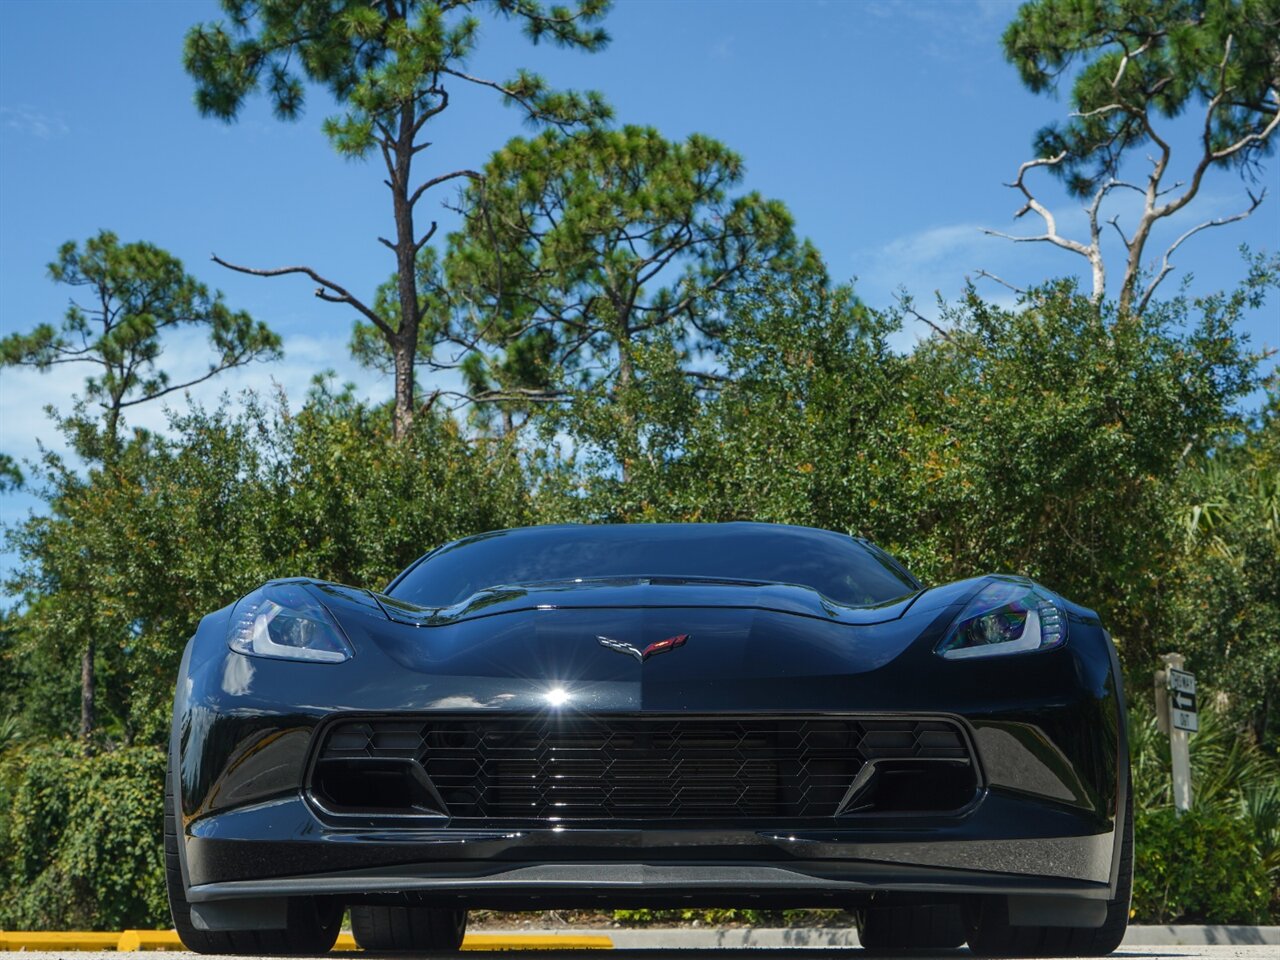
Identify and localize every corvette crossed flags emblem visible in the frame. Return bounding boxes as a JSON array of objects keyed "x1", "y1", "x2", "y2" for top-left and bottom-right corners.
[{"x1": 597, "y1": 633, "x2": 689, "y2": 662}]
